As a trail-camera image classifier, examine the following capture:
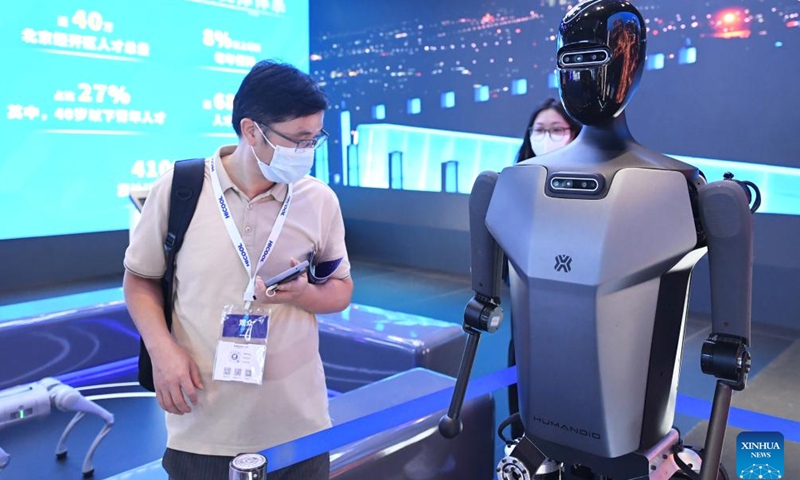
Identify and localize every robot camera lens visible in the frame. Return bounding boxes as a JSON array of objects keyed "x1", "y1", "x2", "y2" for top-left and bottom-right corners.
[
  {"x1": 564, "y1": 180, "x2": 573, "y2": 188},
  {"x1": 575, "y1": 55, "x2": 584, "y2": 62},
  {"x1": 552, "y1": 179, "x2": 561, "y2": 187},
  {"x1": 590, "y1": 54, "x2": 597, "y2": 61},
  {"x1": 581, "y1": 181, "x2": 588, "y2": 188}
]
